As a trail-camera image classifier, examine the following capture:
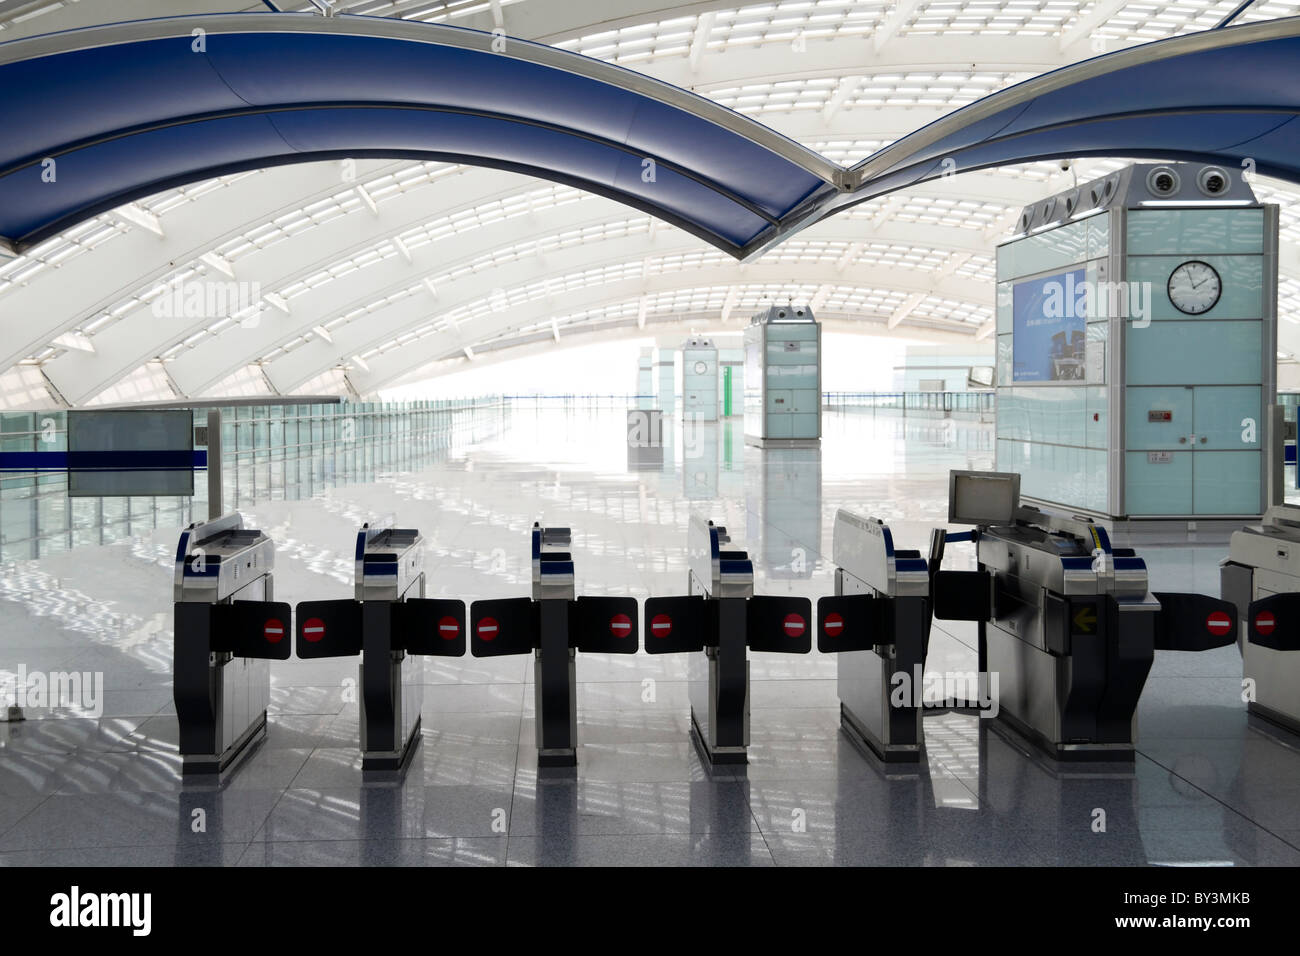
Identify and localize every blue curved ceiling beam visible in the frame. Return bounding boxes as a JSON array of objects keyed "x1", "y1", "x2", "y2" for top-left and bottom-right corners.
[
  {"x1": 838, "y1": 18, "x2": 1300, "y2": 211},
  {"x1": 0, "y1": 13, "x2": 844, "y2": 258}
]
